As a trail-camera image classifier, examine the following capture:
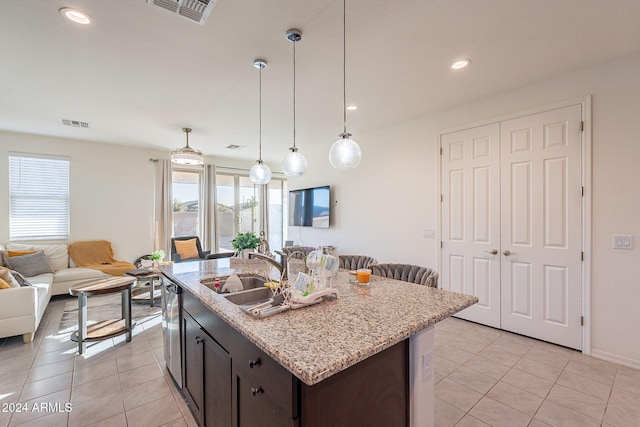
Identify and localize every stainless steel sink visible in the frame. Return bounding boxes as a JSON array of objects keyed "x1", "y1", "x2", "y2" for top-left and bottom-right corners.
[
  {"x1": 200, "y1": 275, "x2": 268, "y2": 292},
  {"x1": 223, "y1": 287, "x2": 273, "y2": 306}
]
